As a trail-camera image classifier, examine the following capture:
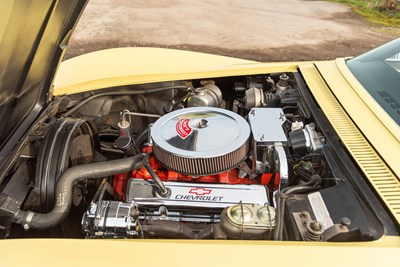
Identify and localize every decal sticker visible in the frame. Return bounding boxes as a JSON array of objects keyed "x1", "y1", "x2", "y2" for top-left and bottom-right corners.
[
  {"x1": 176, "y1": 118, "x2": 192, "y2": 139},
  {"x1": 189, "y1": 187, "x2": 212, "y2": 196},
  {"x1": 308, "y1": 192, "x2": 334, "y2": 229},
  {"x1": 174, "y1": 195, "x2": 223, "y2": 202},
  {"x1": 153, "y1": 182, "x2": 268, "y2": 208},
  {"x1": 174, "y1": 187, "x2": 222, "y2": 201}
]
